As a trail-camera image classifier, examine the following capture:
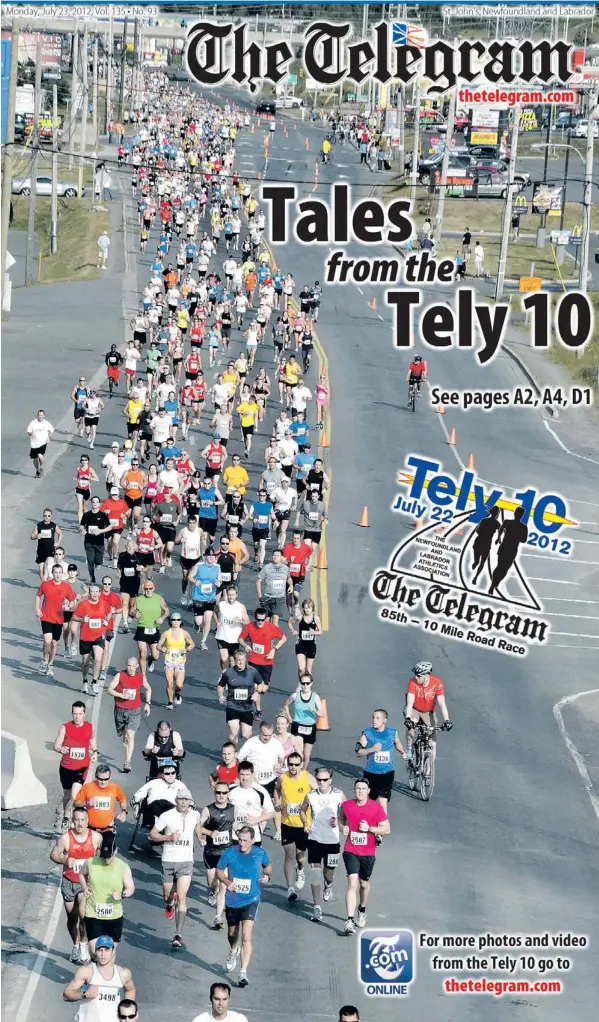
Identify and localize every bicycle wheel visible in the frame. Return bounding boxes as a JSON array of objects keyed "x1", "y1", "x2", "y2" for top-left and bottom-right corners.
[
  {"x1": 409, "y1": 387, "x2": 416, "y2": 413},
  {"x1": 407, "y1": 742, "x2": 419, "y2": 790},
  {"x1": 420, "y1": 749, "x2": 435, "y2": 801}
]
